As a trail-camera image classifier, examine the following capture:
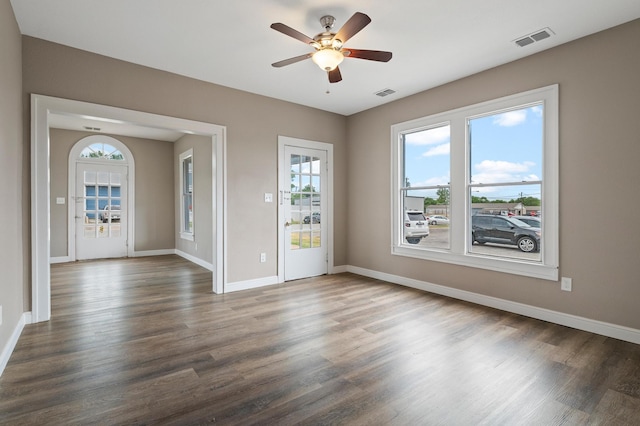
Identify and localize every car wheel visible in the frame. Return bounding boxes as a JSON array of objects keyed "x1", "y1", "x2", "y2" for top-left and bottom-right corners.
[
  {"x1": 517, "y1": 236, "x2": 537, "y2": 252},
  {"x1": 406, "y1": 237, "x2": 421, "y2": 244},
  {"x1": 430, "y1": 220, "x2": 437, "y2": 225},
  {"x1": 472, "y1": 233, "x2": 485, "y2": 245}
]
